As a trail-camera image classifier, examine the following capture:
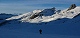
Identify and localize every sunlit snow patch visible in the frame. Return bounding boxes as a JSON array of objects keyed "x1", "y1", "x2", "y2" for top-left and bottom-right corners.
[{"x1": 6, "y1": 7, "x2": 80, "y2": 23}]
